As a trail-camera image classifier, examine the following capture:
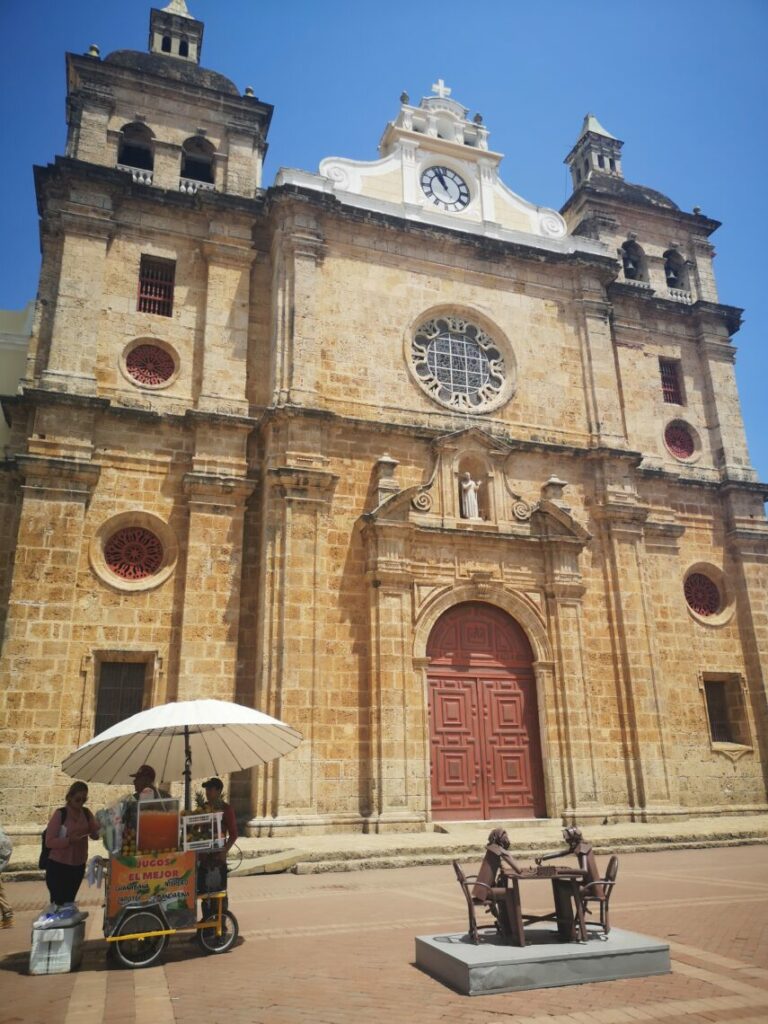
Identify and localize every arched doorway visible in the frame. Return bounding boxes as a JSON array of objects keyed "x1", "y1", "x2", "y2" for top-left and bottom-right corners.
[{"x1": 427, "y1": 601, "x2": 545, "y2": 820}]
